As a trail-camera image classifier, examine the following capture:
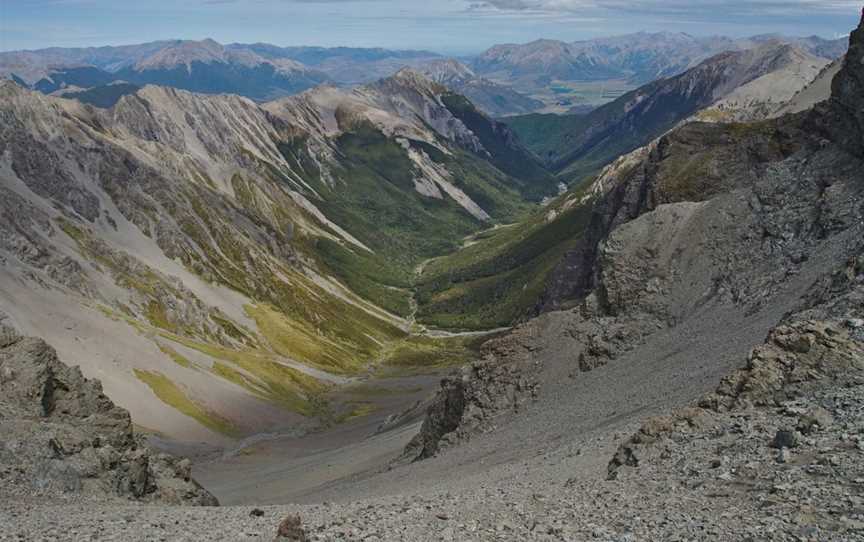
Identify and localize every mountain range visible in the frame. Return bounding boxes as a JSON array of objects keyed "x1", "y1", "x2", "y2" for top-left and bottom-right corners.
[
  {"x1": 2, "y1": 13, "x2": 864, "y2": 540},
  {"x1": 505, "y1": 41, "x2": 832, "y2": 183},
  {"x1": 0, "y1": 66, "x2": 554, "y2": 443},
  {"x1": 1, "y1": 31, "x2": 847, "y2": 116},
  {"x1": 472, "y1": 31, "x2": 846, "y2": 86}
]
